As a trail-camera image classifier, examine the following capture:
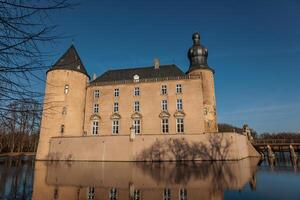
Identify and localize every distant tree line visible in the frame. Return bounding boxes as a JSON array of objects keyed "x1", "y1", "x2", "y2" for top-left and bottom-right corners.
[
  {"x1": 218, "y1": 123, "x2": 300, "y2": 140},
  {"x1": 0, "y1": 101, "x2": 41, "y2": 154}
]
